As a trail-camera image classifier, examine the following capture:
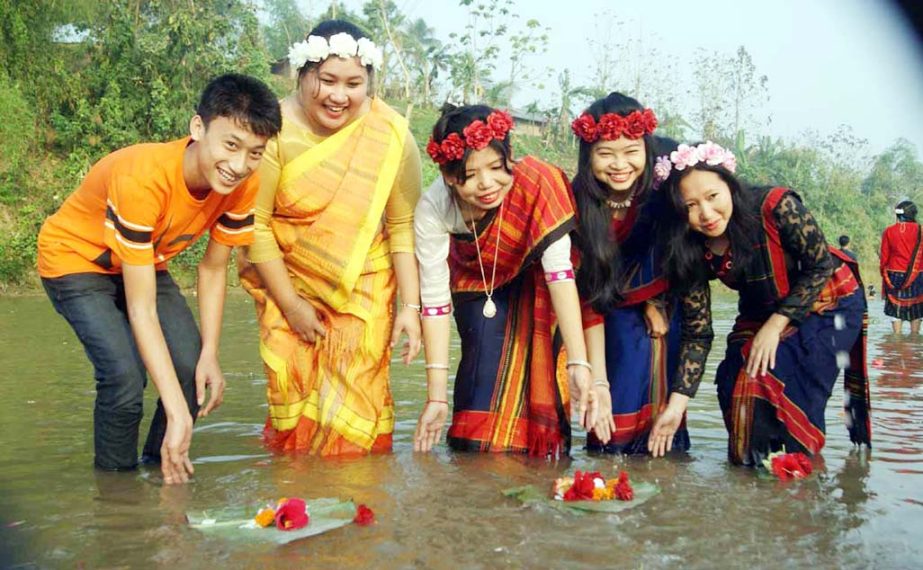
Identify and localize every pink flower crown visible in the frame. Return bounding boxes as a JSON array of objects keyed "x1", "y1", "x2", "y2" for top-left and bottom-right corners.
[
  {"x1": 652, "y1": 141, "x2": 737, "y2": 189},
  {"x1": 426, "y1": 110, "x2": 515, "y2": 165},
  {"x1": 571, "y1": 109, "x2": 658, "y2": 143}
]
